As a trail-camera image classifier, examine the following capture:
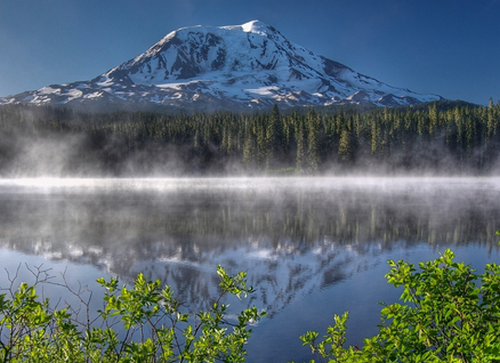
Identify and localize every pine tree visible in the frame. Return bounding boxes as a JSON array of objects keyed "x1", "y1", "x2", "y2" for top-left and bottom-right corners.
[
  {"x1": 338, "y1": 127, "x2": 352, "y2": 162},
  {"x1": 306, "y1": 109, "x2": 321, "y2": 173},
  {"x1": 295, "y1": 118, "x2": 306, "y2": 174},
  {"x1": 242, "y1": 122, "x2": 257, "y2": 169},
  {"x1": 265, "y1": 104, "x2": 284, "y2": 170}
]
